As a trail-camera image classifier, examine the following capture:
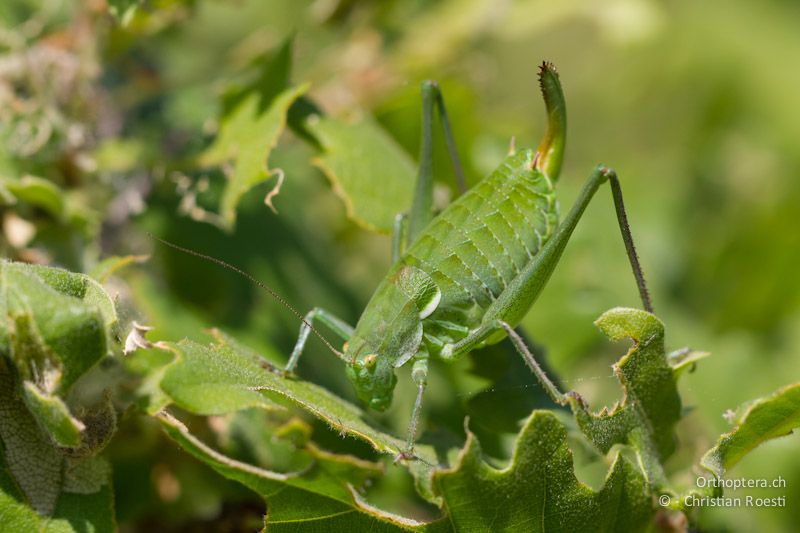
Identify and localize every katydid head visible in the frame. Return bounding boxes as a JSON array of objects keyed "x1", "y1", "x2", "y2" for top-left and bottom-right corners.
[
  {"x1": 343, "y1": 334, "x2": 401, "y2": 411},
  {"x1": 345, "y1": 351, "x2": 398, "y2": 411},
  {"x1": 342, "y1": 277, "x2": 426, "y2": 411}
]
